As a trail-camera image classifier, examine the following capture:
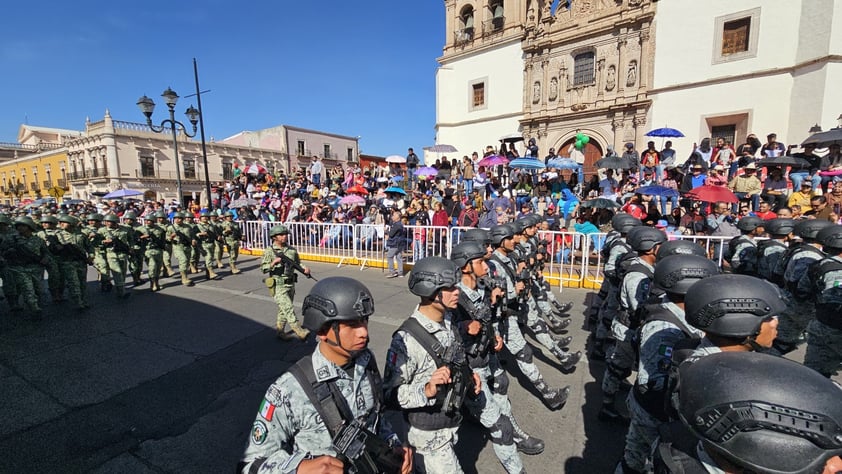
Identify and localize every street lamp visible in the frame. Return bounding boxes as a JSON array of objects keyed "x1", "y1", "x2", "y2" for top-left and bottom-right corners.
[{"x1": 136, "y1": 87, "x2": 199, "y2": 205}]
